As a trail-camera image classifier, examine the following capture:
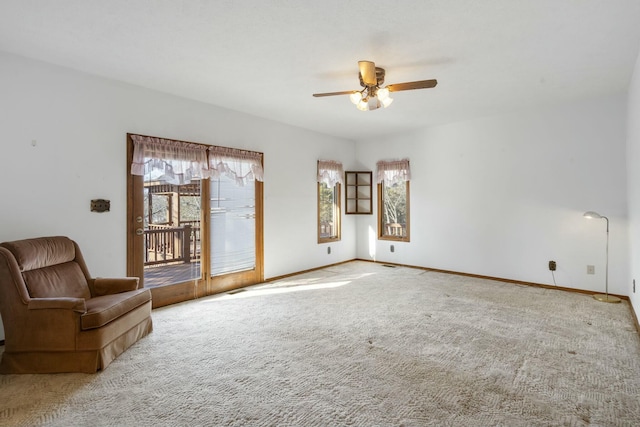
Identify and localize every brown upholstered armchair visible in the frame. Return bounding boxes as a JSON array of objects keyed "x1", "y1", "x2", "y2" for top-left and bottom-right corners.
[{"x1": 0, "y1": 236, "x2": 152, "y2": 373}]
